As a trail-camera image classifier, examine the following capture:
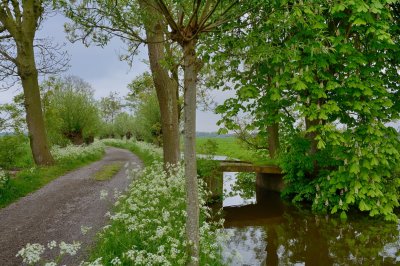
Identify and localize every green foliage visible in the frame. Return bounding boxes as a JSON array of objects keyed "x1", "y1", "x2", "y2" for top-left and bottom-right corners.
[
  {"x1": 208, "y1": 0, "x2": 400, "y2": 220},
  {"x1": 228, "y1": 172, "x2": 256, "y2": 200},
  {"x1": 0, "y1": 94, "x2": 25, "y2": 134},
  {"x1": 132, "y1": 92, "x2": 162, "y2": 145},
  {"x1": 126, "y1": 72, "x2": 155, "y2": 112},
  {"x1": 113, "y1": 112, "x2": 136, "y2": 139},
  {"x1": 42, "y1": 76, "x2": 101, "y2": 145},
  {"x1": 99, "y1": 91, "x2": 122, "y2": 124},
  {"x1": 0, "y1": 135, "x2": 33, "y2": 169}
]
